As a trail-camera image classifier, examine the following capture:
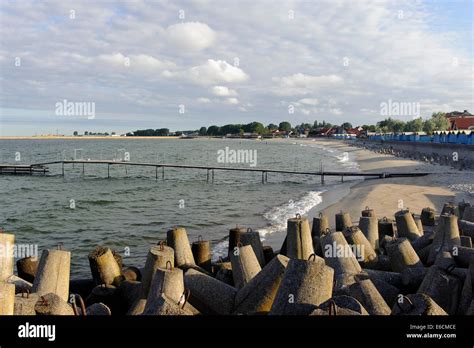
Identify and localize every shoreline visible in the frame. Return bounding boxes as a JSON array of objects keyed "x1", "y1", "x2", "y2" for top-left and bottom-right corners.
[{"x1": 305, "y1": 139, "x2": 472, "y2": 227}]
